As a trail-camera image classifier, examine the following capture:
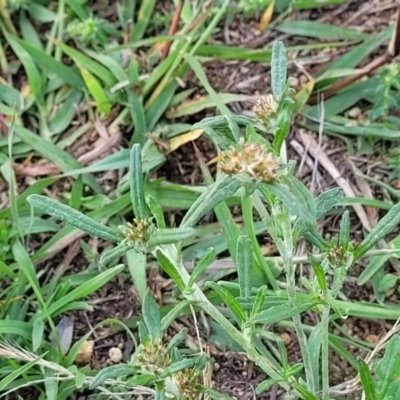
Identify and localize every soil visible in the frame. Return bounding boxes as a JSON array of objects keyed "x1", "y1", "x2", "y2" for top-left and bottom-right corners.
[{"x1": 3, "y1": 0, "x2": 400, "y2": 399}]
